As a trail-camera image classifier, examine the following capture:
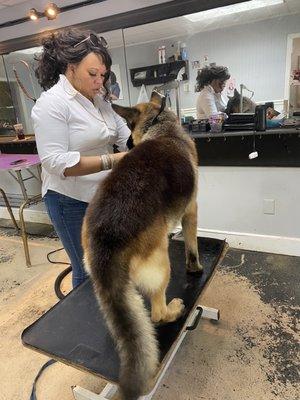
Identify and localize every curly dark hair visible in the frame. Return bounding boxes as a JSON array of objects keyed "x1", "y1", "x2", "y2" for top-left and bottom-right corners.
[
  {"x1": 195, "y1": 65, "x2": 230, "y2": 91},
  {"x1": 35, "y1": 28, "x2": 112, "y2": 99}
]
